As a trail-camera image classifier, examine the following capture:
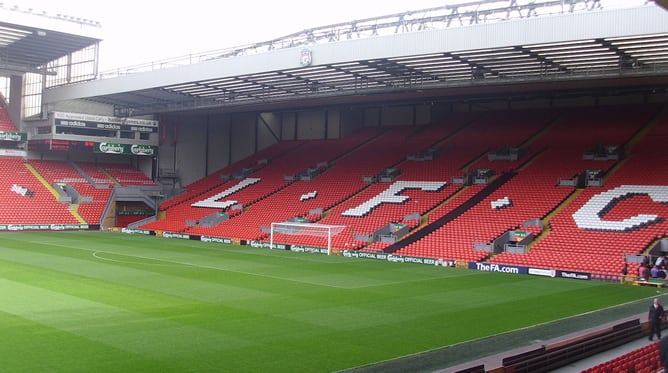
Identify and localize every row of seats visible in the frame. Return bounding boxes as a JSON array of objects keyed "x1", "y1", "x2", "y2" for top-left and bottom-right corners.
[
  {"x1": 0, "y1": 158, "x2": 78, "y2": 224},
  {"x1": 0, "y1": 159, "x2": 152, "y2": 225},
  {"x1": 98, "y1": 163, "x2": 157, "y2": 186},
  {"x1": 159, "y1": 140, "x2": 308, "y2": 210},
  {"x1": 581, "y1": 341, "x2": 661, "y2": 373}
]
